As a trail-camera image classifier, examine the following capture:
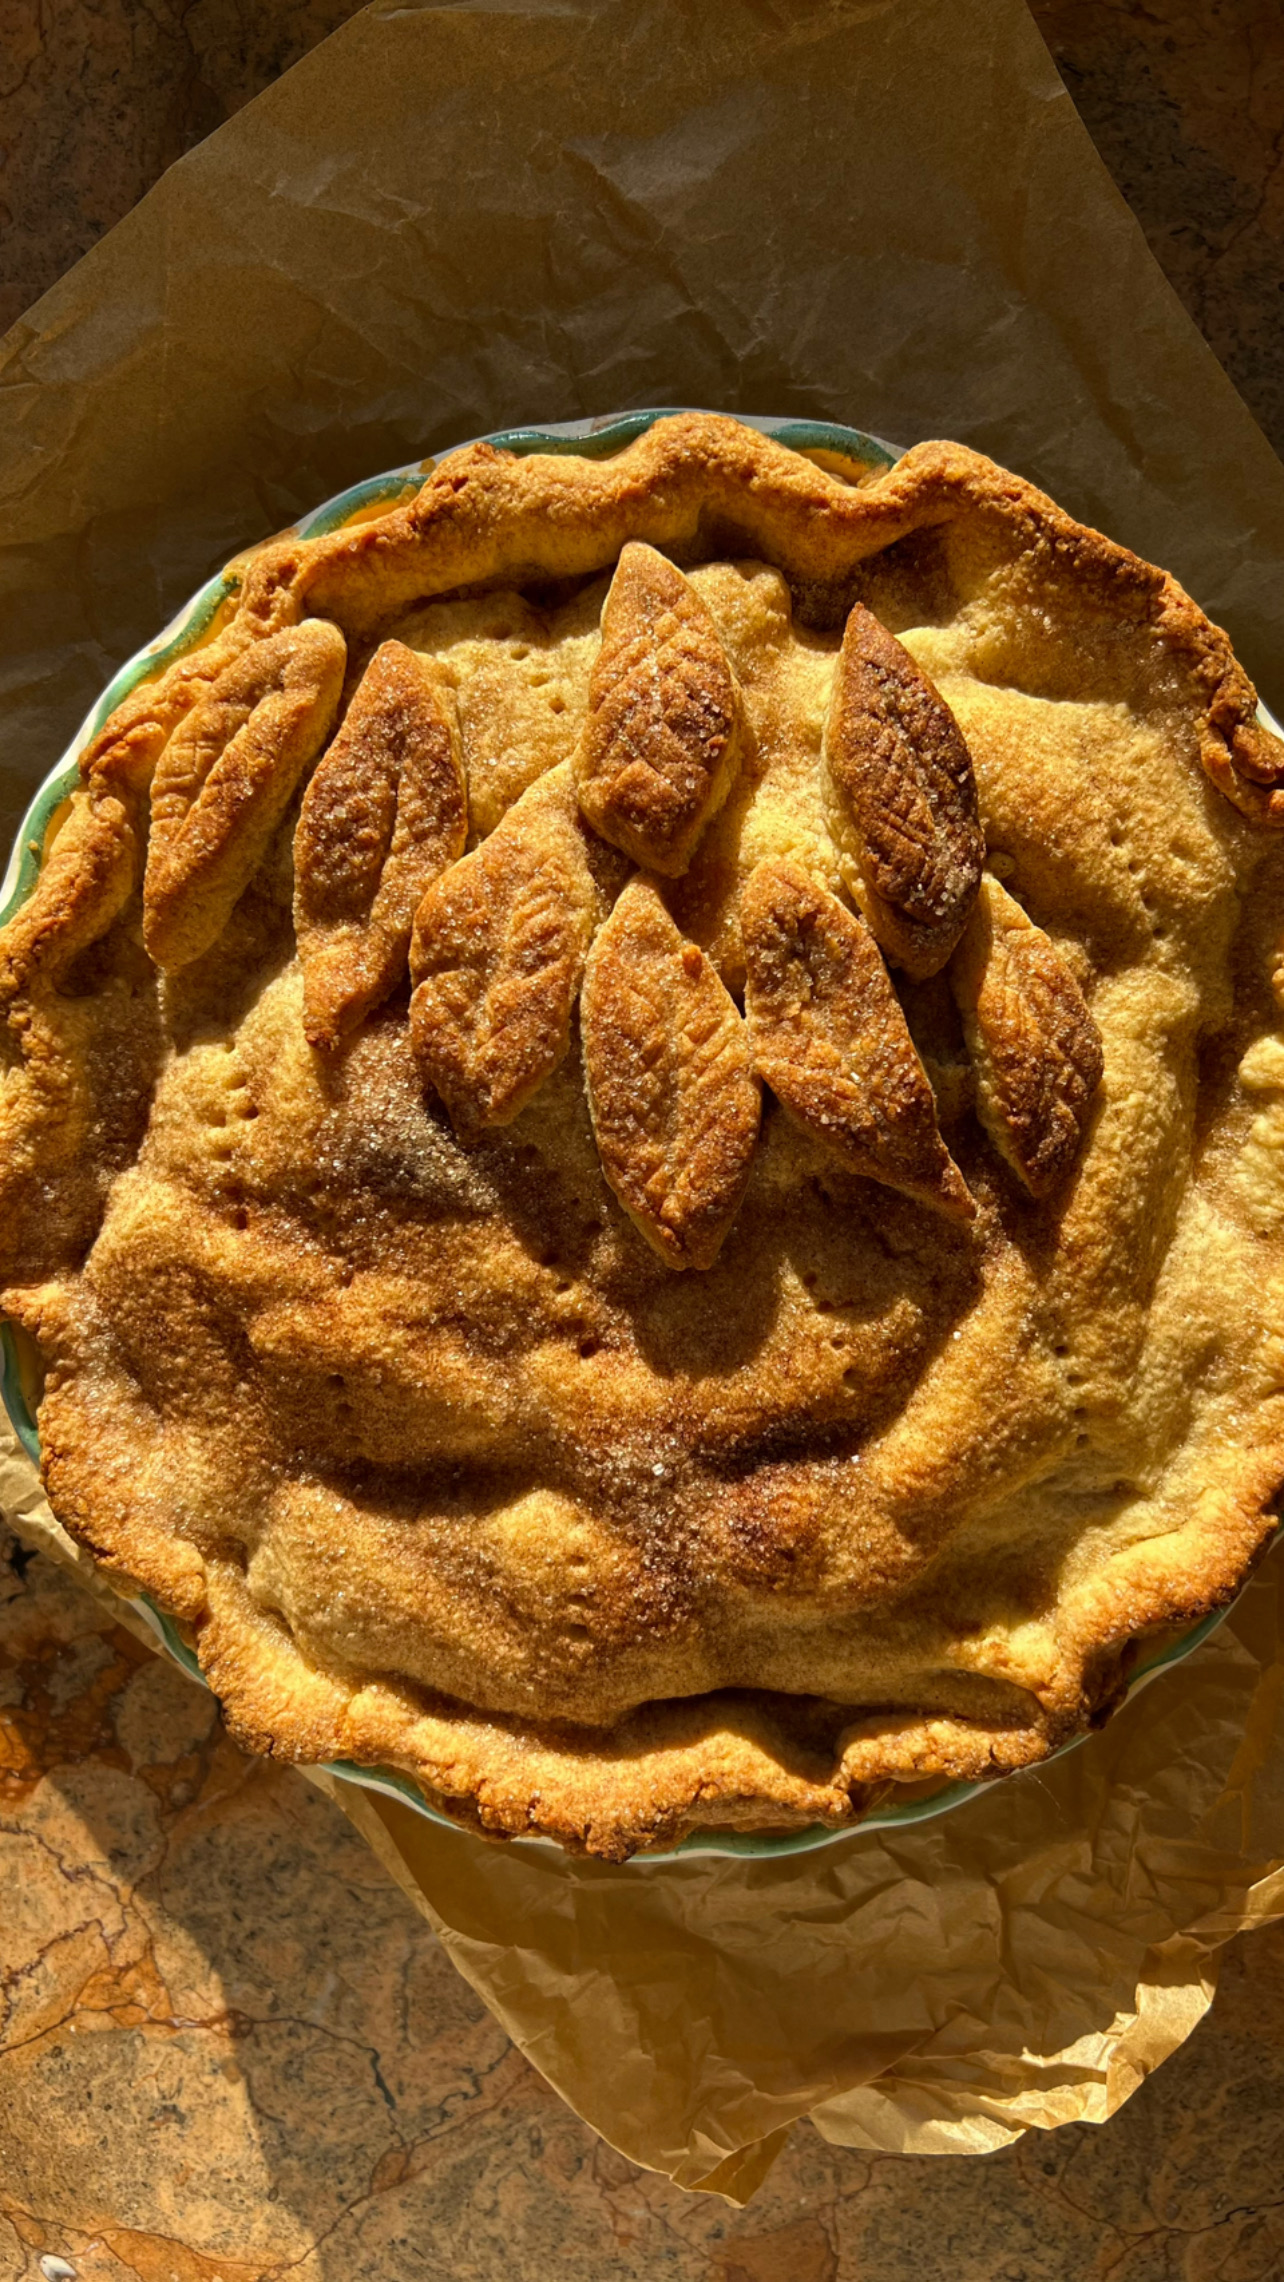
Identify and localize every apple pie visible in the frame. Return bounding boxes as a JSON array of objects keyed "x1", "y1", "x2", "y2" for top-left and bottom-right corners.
[{"x1": 3, "y1": 412, "x2": 1283, "y2": 1858}]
